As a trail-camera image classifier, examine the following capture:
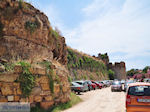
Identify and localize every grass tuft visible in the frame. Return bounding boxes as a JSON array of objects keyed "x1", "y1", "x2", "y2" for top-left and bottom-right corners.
[{"x1": 31, "y1": 92, "x2": 81, "y2": 112}]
